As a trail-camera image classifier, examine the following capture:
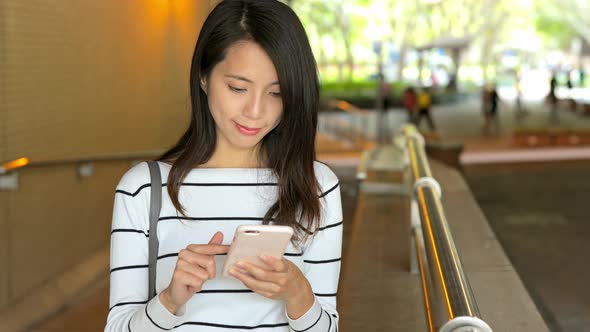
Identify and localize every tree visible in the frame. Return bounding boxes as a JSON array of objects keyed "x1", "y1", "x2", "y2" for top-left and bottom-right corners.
[
  {"x1": 382, "y1": 0, "x2": 498, "y2": 88},
  {"x1": 537, "y1": 0, "x2": 590, "y2": 46},
  {"x1": 290, "y1": 0, "x2": 367, "y2": 81},
  {"x1": 384, "y1": 0, "x2": 420, "y2": 79},
  {"x1": 385, "y1": 0, "x2": 526, "y2": 89}
]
